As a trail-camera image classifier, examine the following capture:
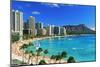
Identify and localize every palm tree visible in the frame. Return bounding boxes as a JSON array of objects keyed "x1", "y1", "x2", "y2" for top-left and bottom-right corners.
[
  {"x1": 20, "y1": 44, "x2": 28, "y2": 63},
  {"x1": 20, "y1": 44, "x2": 28, "y2": 50},
  {"x1": 60, "y1": 51, "x2": 67, "y2": 63},
  {"x1": 30, "y1": 51, "x2": 35, "y2": 65},
  {"x1": 28, "y1": 42, "x2": 34, "y2": 46},
  {"x1": 43, "y1": 49, "x2": 48, "y2": 60},
  {"x1": 55, "y1": 55, "x2": 61, "y2": 63},
  {"x1": 24, "y1": 50, "x2": 30, "y2": 64},
  {"x1": 50, "y1": 55, "x2": 56, "y2": 63},
  {"x1": 56, "y1": 54, "x2": 62, "y2": 63},
  {"x1": 24, "y1": 50, "x2": 35, "y2": 64},
  {"x1": 36, "y1": 48, "x2": 43, "y2": 64},
  {"x1": 67, "y1": 56, "x2": 76, "y2": 63}
]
